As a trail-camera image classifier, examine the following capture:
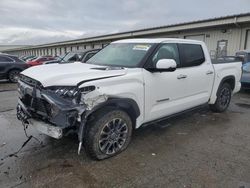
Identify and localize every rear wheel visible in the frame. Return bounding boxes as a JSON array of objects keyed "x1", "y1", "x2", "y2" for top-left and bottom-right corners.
[
  {"x1": 8, "y1": 70, "x2": 20, "y2": 83},
  {"x1": 84, "y1": 108, "x2": 133, "y2": 160},
  {"x1": 210, "y1": 83, "x2": 232, "y2": 112}
]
